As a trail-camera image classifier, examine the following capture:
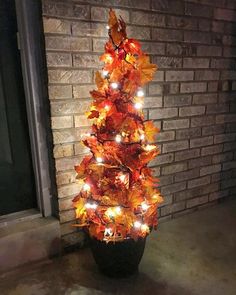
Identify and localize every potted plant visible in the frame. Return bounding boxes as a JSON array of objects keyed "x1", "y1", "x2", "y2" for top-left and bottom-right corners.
[{"x1": 72, "y1": 9, "x2": 163, "y2": 277}]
